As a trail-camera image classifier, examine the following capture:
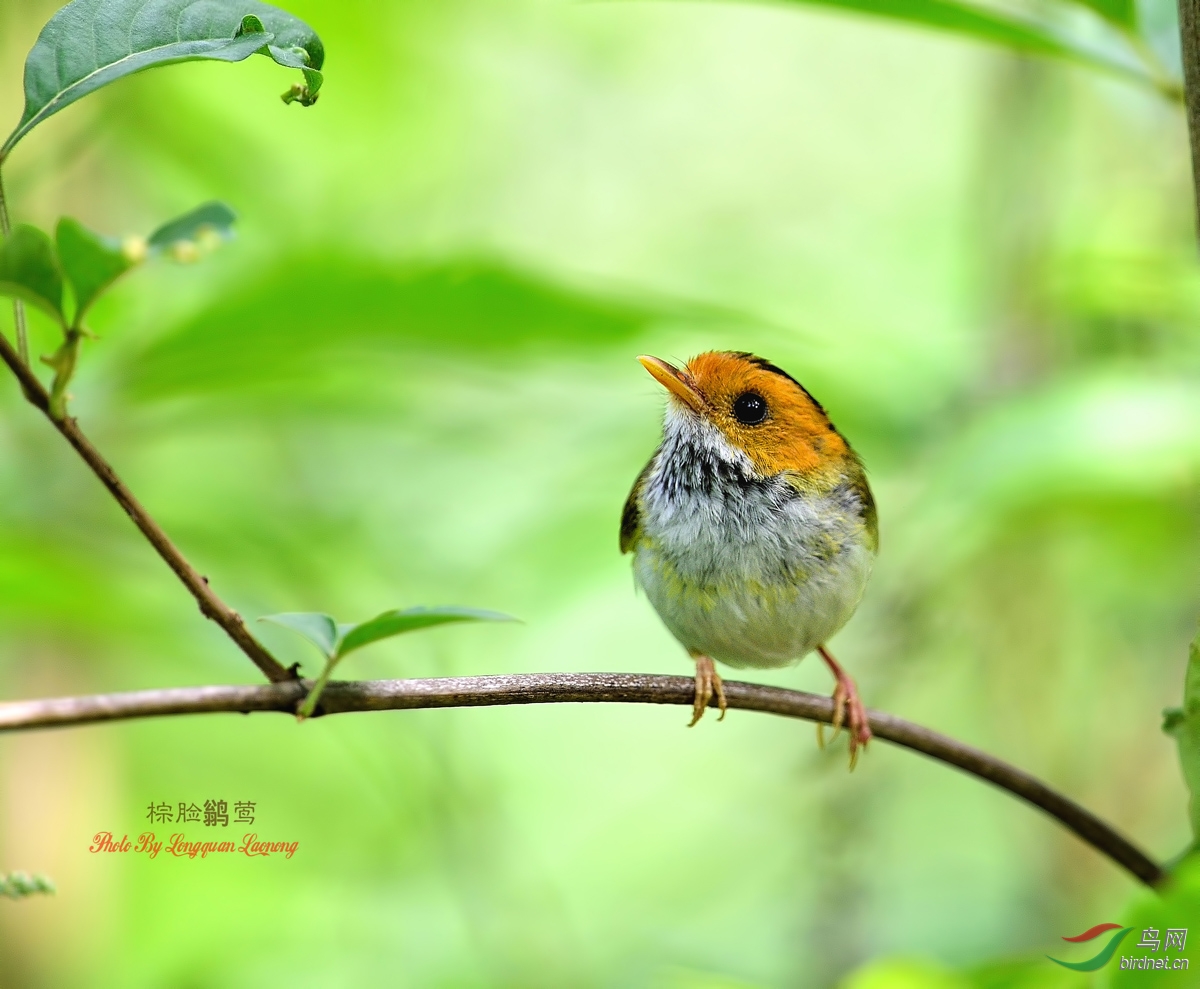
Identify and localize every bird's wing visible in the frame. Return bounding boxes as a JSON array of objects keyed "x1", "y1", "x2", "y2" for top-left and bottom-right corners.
[
  {"x1": 849, "y1": 461, "x2": 879, "y2": 553},
  {"x1": 781, "y1": 456, "x2": 878, "y2": 553},
  {"x1": 619, "y1": 456, "x2": 656, "y2": 554}
]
